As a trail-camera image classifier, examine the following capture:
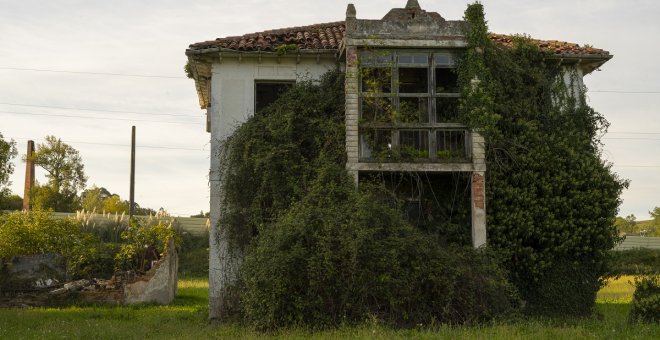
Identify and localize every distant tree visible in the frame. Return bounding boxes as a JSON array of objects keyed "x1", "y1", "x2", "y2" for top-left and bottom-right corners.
[
  {"x1": 650, "y1": 207, "x2": 660, "y2": 225},
  {"x1": 27, "y1": 136, "x2": 87, "y2": 212},
  {"x1": 103, "y1": 195, "x2": 129, "y2": 214},
  {"x1": 190, "y1": 210, "x2": 210, "y2": 218},
  {"x1": 81, "y1": 185, "x2": 112, "y2": 212},
  {"x1": 0, "y1": 194, "x2": 22, "y2": 211},
  {"x1": 0, "y1": 132, "x2": 18, "y2": 203},
  {"x1": 614, "y1": 214, "x2": 637, "y2": 234},
  {"x1": 31, "y1": 183, "x2": 80, "y2": 212},
  {"x1": 647, "y1": 207, "x2": 660, "y2": 236}
]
